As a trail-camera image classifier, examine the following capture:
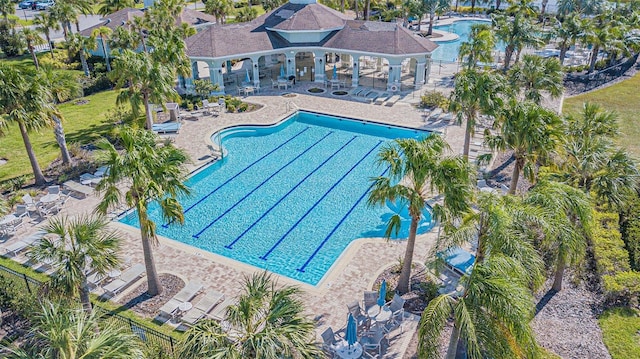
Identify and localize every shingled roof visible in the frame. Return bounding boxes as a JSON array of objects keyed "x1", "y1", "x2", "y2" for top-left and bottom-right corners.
[
  {"x1": 185, "y1": 3, "x2": 438, "y2": 58},
  {"x1": 80, "y1": 8, "x2": 217, "y2": 37}
]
